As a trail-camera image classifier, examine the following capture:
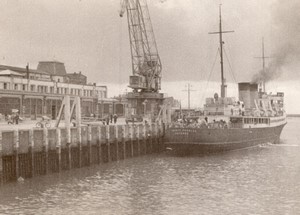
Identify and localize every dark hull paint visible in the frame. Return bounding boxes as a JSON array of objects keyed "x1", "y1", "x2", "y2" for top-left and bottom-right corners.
[{"x1": 164, "y1": 123, "x2": 286, "y2": 156}]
